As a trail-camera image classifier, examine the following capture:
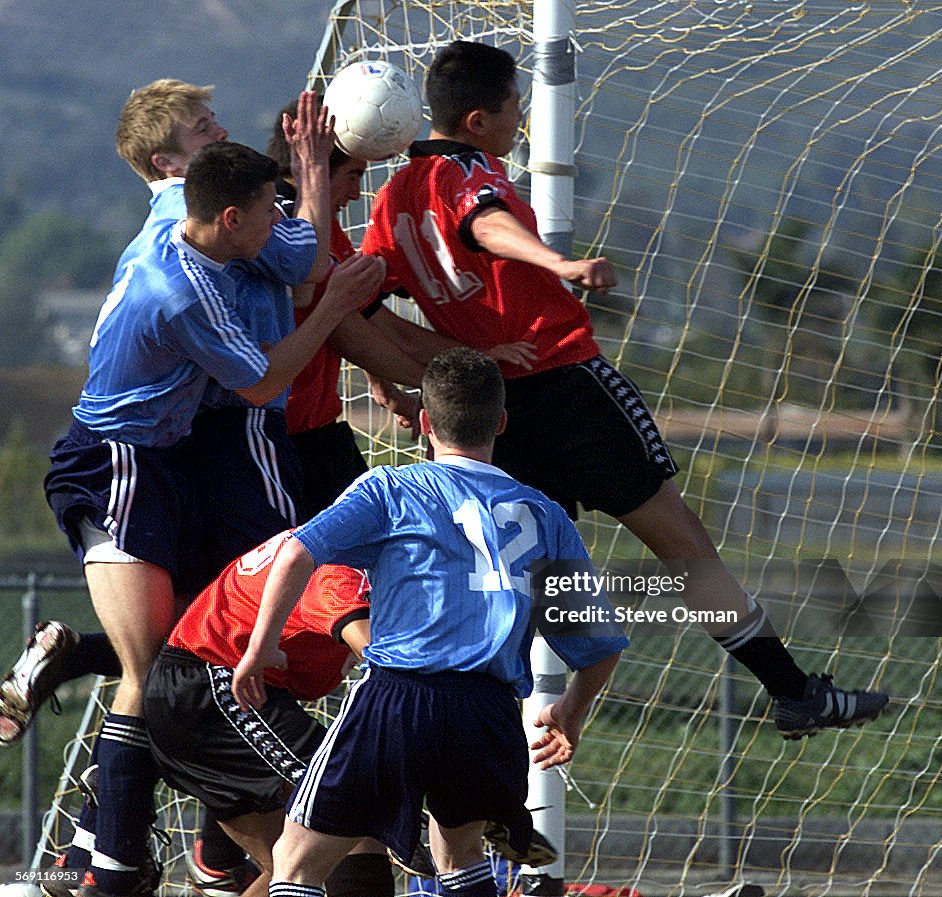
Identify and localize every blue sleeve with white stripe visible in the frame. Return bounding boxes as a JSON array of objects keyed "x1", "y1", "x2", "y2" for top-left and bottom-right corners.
[{"x1": 236, "y1": 218, "x2": 317, "y2": 285}]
